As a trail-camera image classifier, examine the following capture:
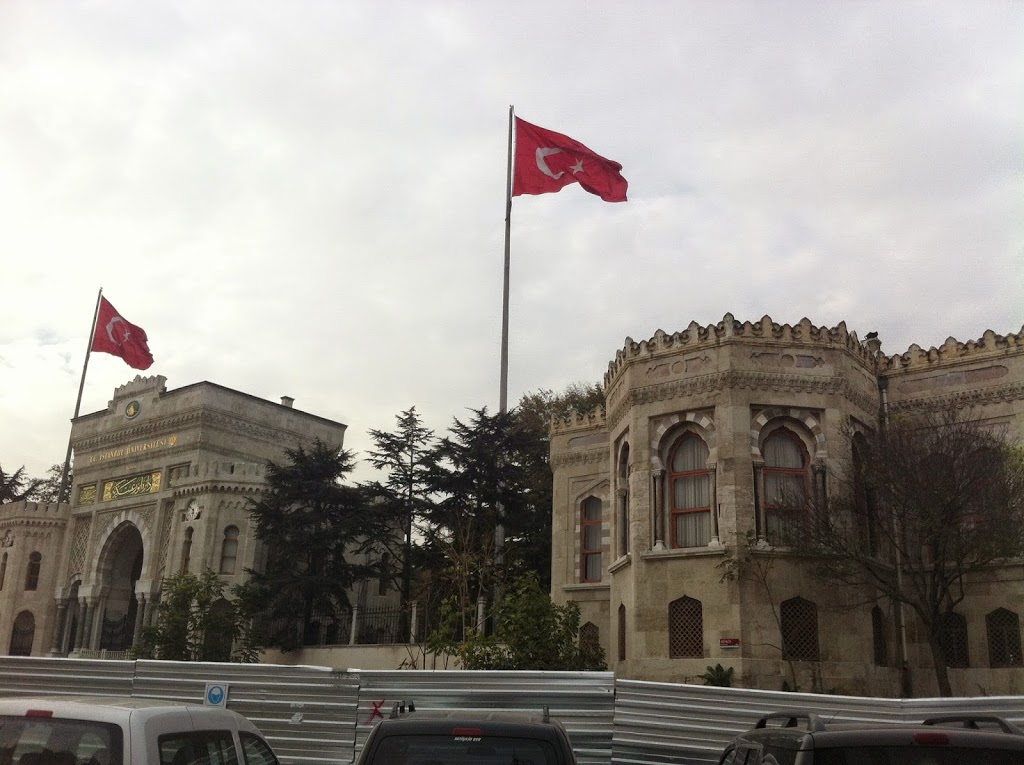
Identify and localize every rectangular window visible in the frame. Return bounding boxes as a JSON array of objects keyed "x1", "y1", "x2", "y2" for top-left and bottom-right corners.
[{"x1": 580, "y1": 498, "x2": 602, "y2": 582}]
